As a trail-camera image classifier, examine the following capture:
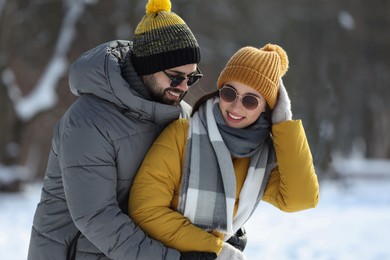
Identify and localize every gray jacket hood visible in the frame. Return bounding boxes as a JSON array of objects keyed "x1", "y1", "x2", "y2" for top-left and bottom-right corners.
[{"x1": 69, "y1": 40, "x2": 182, "y2": 124}]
